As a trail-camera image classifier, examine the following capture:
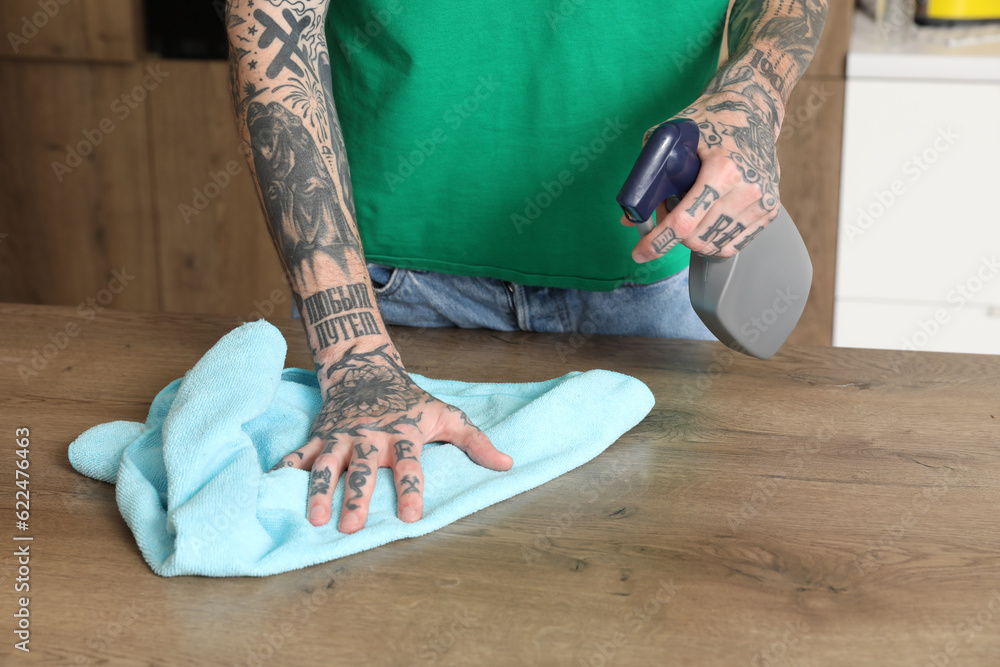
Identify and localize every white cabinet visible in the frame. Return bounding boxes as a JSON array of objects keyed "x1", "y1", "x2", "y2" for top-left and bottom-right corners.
[{"x1": 834, "y1": 14, "x2": 1000, "y2": 354}]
